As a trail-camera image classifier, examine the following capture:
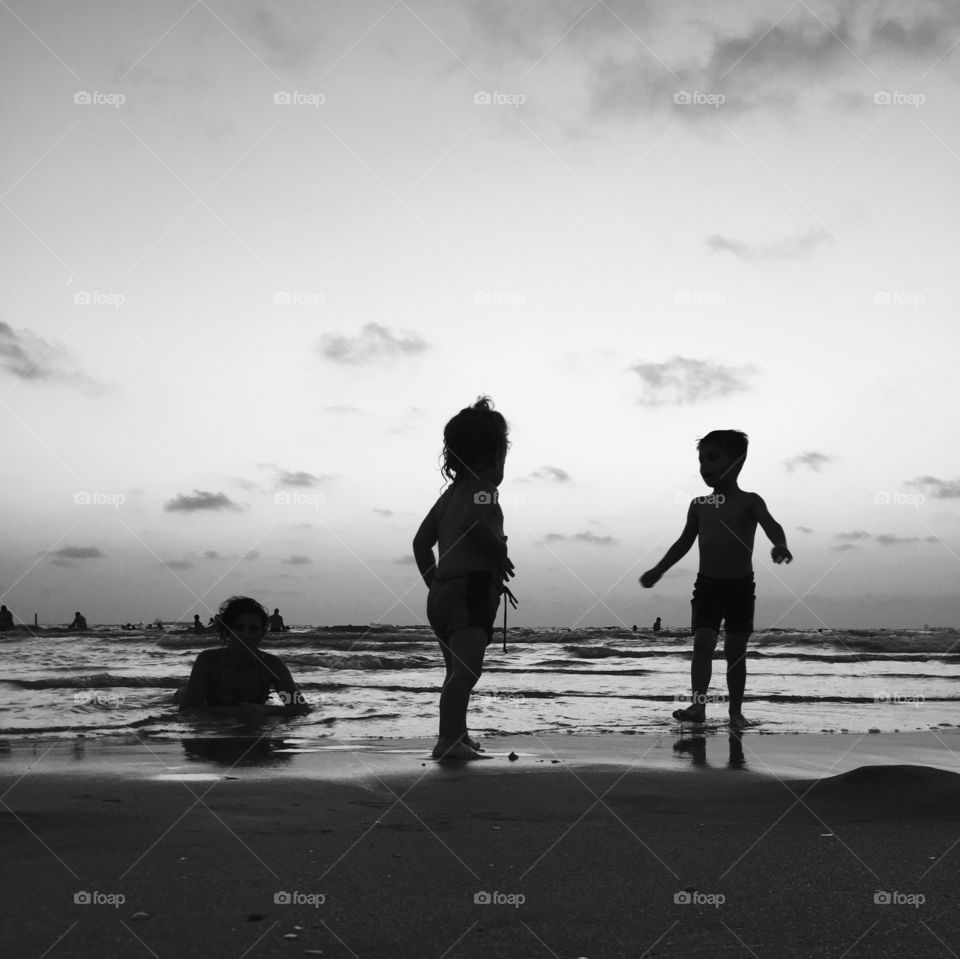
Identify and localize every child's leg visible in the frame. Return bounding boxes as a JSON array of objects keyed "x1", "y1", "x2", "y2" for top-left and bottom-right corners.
[
  {"x1": 691, "y1": 626, "x2": 719, "y2": 714},
  {"x1": 723, "y1": 632, "x2": 749, "y2": 718},
  {"x1": 438, "y1": 626, "x2": 487, "y2": 744}
]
